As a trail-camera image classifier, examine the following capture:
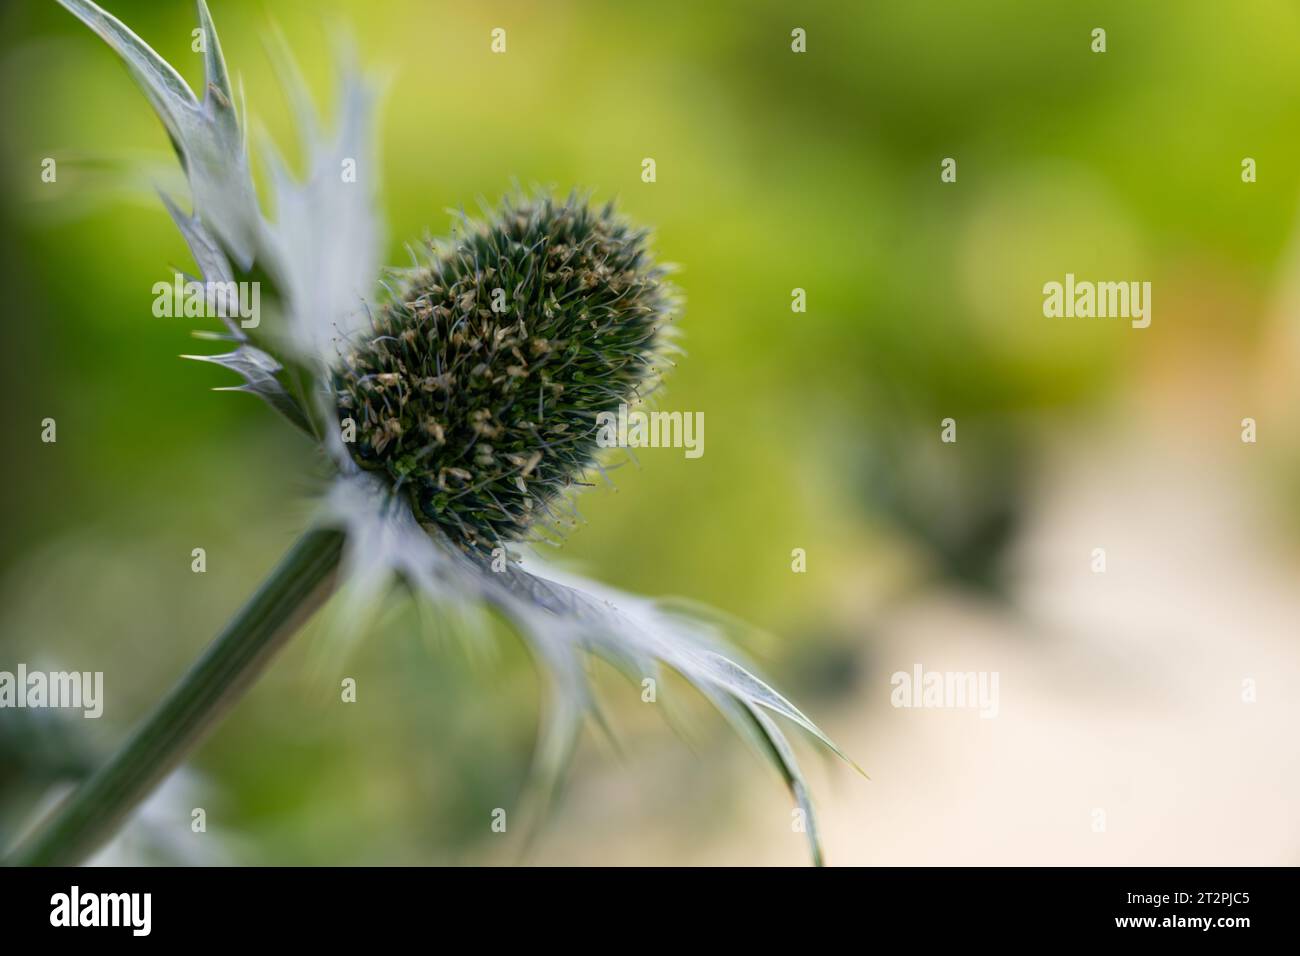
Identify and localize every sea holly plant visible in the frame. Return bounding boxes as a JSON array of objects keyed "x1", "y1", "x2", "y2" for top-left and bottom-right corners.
[{"x1": 8, "y1": 0, "x2": 858, "y2": 866}]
